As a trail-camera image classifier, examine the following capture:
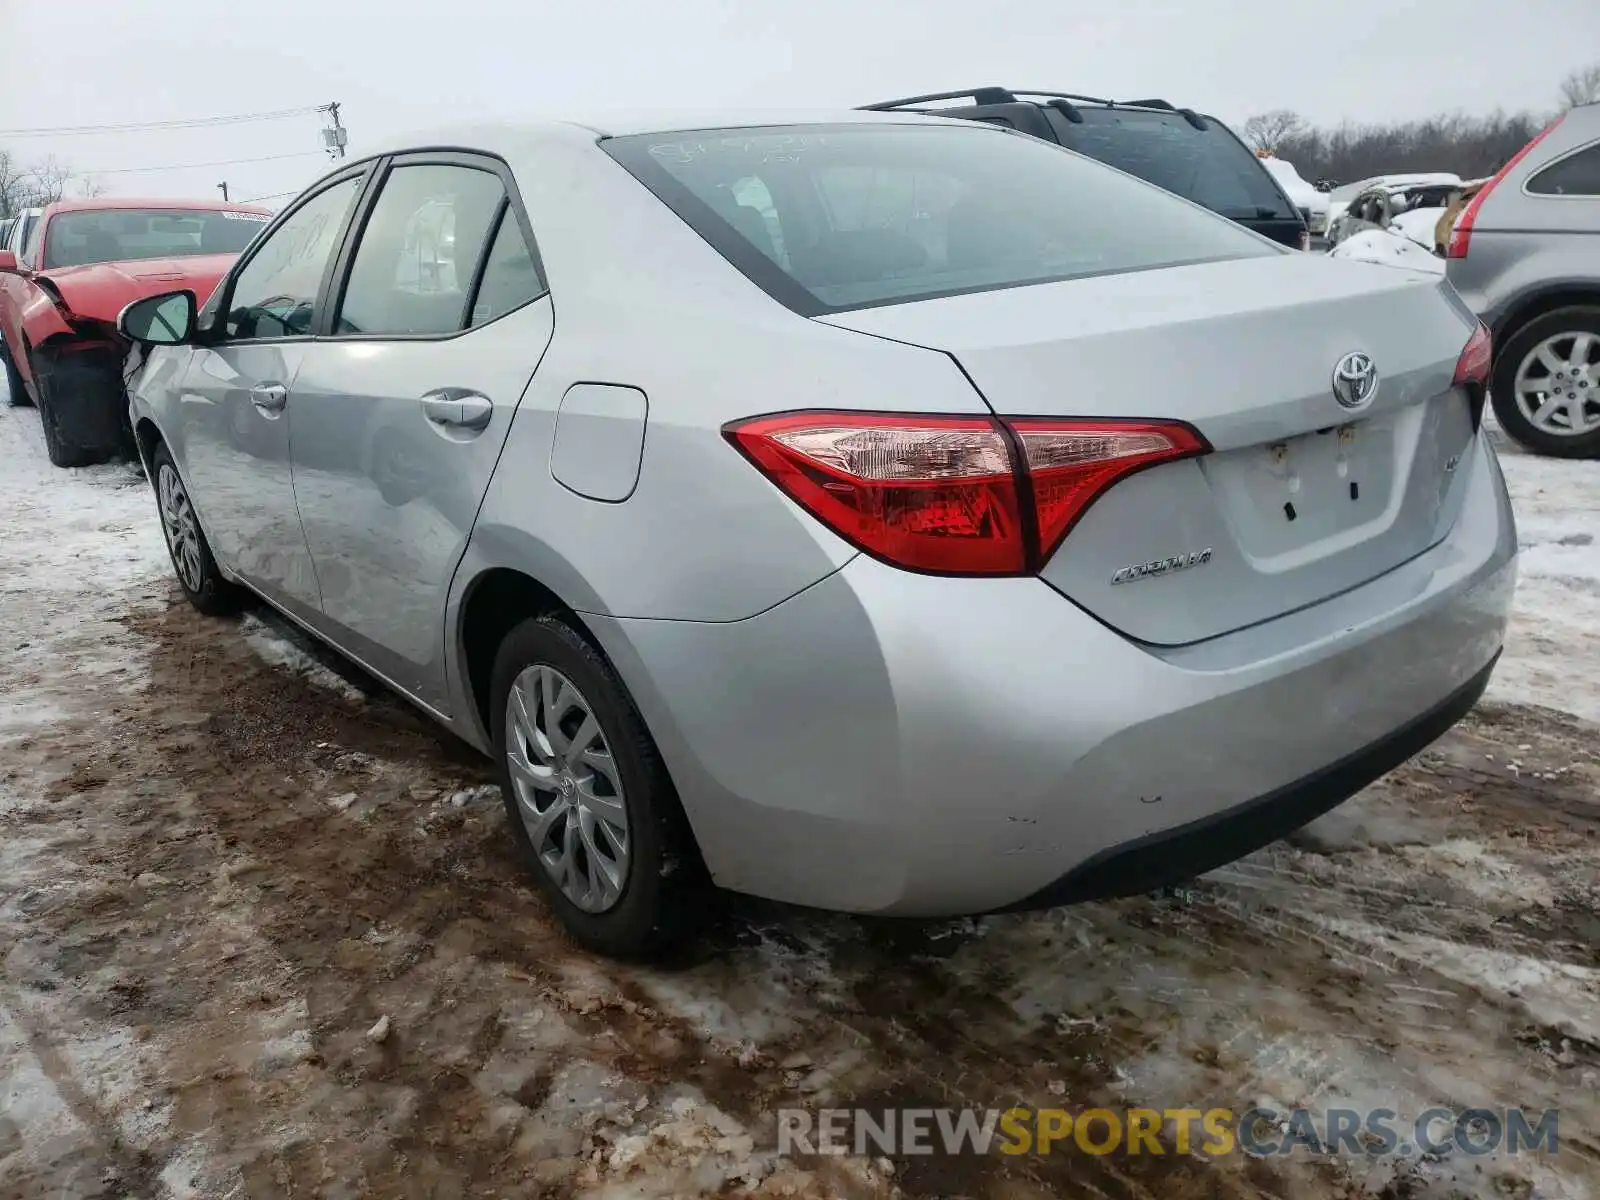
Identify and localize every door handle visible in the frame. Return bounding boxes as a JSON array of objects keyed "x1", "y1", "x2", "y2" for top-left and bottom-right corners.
[
  {"x1": 420, "y1": 389, "x2": 493, "y2": 433},
  {"x1": 249, "y1": 383, "x2": 287, "y2": 413}
]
